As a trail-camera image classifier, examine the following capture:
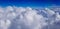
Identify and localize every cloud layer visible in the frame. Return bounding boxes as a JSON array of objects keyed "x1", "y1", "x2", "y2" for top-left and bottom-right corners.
[{"x1": 0, "y1": 6, "x2": 60, "y2": 29}]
